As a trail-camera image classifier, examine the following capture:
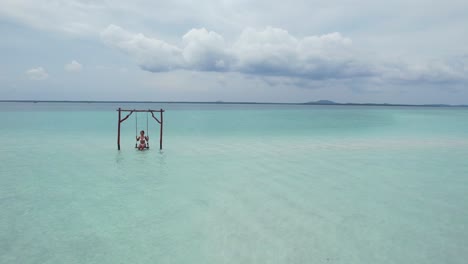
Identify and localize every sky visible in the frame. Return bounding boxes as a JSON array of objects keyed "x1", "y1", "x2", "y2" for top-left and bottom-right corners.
[{"x1": 1, "y1": 0, "x2": 467, "y2": 104}]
